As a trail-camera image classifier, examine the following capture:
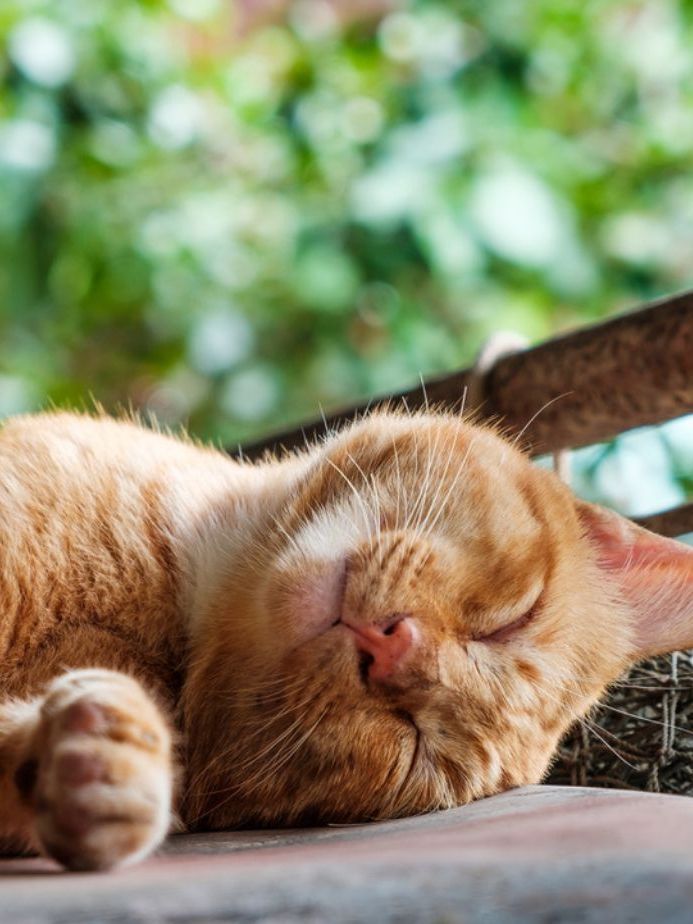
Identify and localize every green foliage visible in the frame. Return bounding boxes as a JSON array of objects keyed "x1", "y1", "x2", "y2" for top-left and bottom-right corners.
[{"x1": 0, "y1": 0, "x2": 691, "y2": 514}]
